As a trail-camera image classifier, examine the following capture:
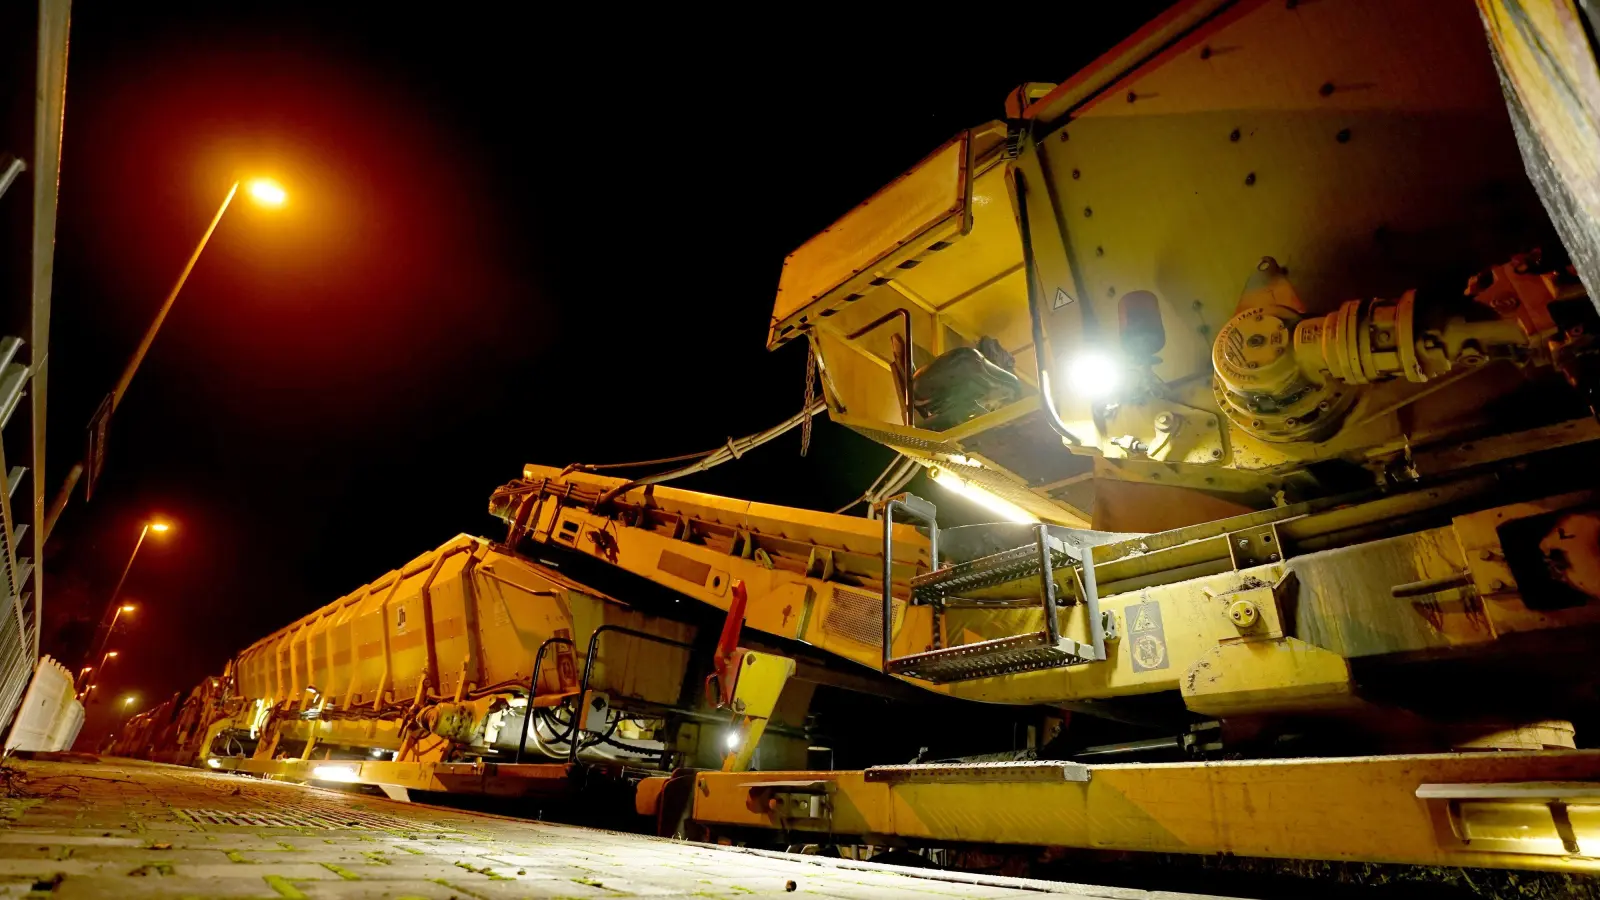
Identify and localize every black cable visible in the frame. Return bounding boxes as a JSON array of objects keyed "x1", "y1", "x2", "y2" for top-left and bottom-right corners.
[
  {"x1": 564, "y1": 449, "x2": 715, "y2": 473},
  {"x1": 595, "y1": 398, "x2": 828, "y2": 506}
]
